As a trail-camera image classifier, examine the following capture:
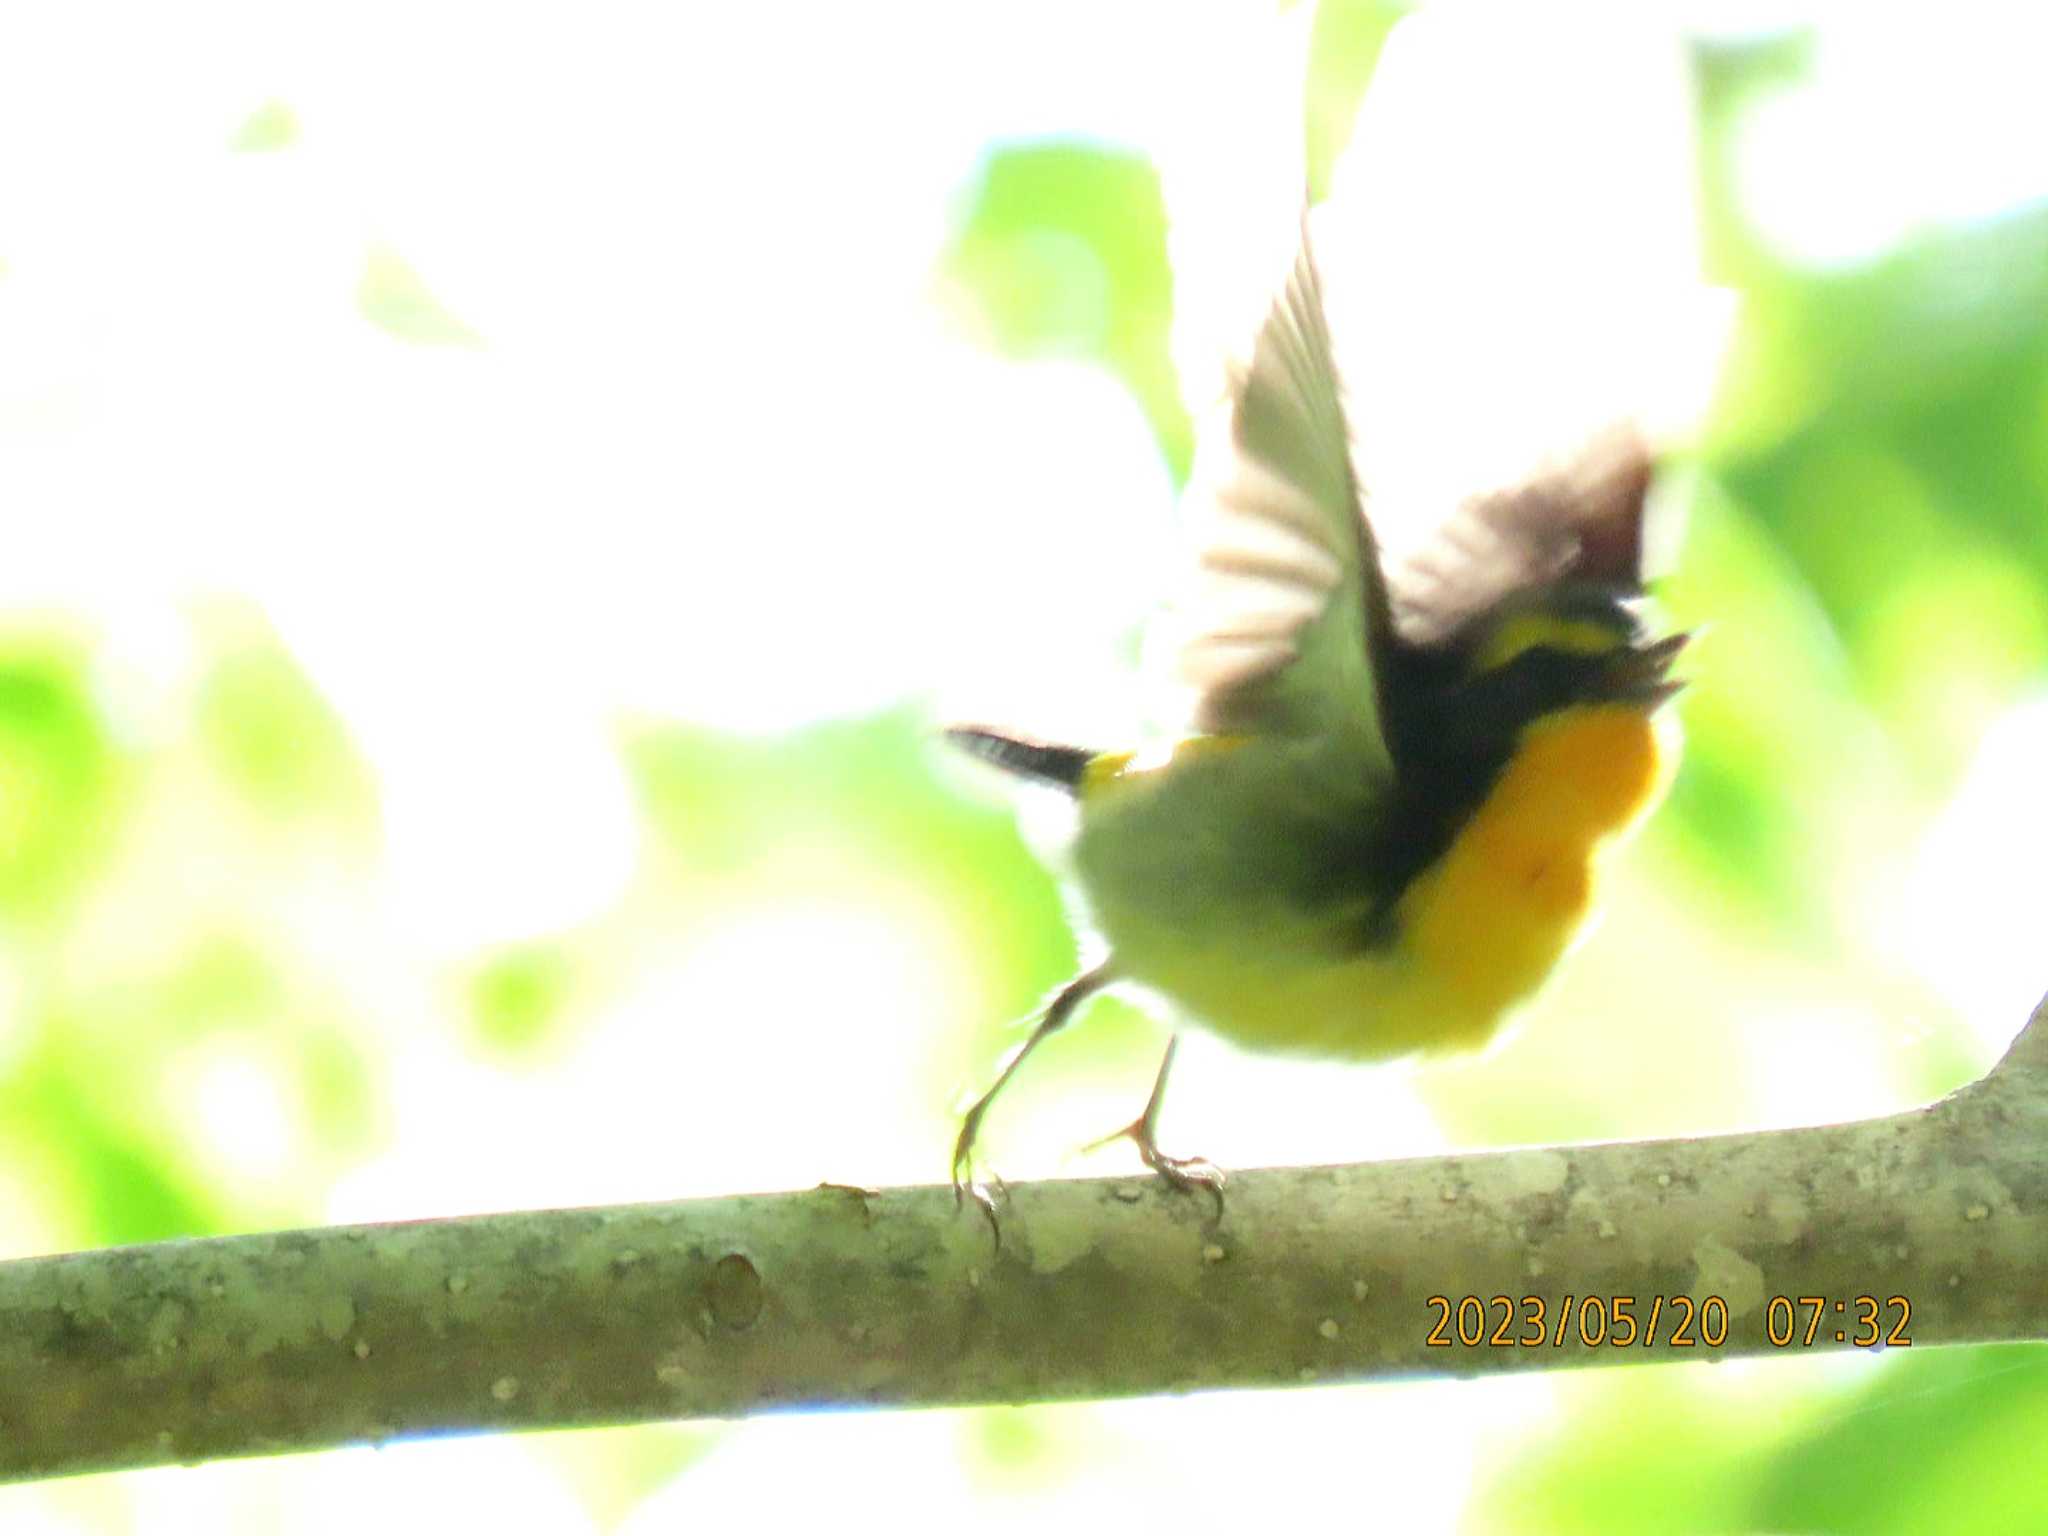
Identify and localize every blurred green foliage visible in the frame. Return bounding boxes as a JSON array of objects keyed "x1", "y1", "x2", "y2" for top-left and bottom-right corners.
[
  {"x1": 4, "y1": 1024, "x2": 225, "y2": 1245},
  {"x1": 0, "y1": 642, "x2": 120, "y2": 923},
  {"x1": 626, "y1": 709, "x2": 1086, "y2": 1093},
  {"x1": 1478, "y1": 1346, "x2": 2048, "y2": 1534},
  {"x1": 196, "y1": 610, "x2": 376, "y2": 827},
  {"x1": 0, "y1": 619, "x2": 382, "y2": 1249},
  {"x1": 358, "y1": 245, "x2": 483, "y2": 347},
  {"x1": 1744, "y1": 1351, "x2": 2048, "y2": 1536},
  {"x1": 1749, "y1": 1346, "x2": 2048, "y2": 1533},
  {"x1": 1304, "y1": 0, "x2": 1404, "y2": 199},
  {"x1": 943, "y1": 143, "x2": 1190, "y2": 479},
  {"x1": 1703, "y1": 206, "x2": 2048, "y2": 790},
  {"x1": 229, "y1": 98, "x2": 299, "y2": 153},
  {"x1": 469, "y1": 943, "x2": 577, "y2": 1058}
]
